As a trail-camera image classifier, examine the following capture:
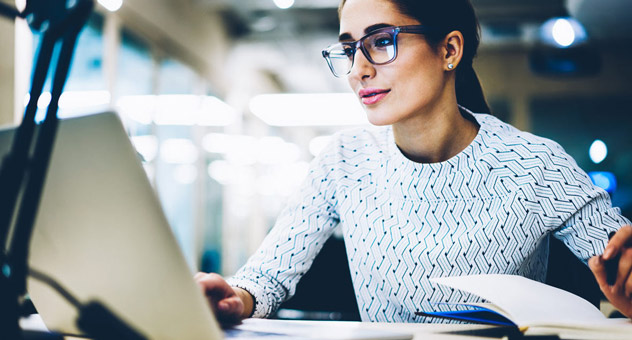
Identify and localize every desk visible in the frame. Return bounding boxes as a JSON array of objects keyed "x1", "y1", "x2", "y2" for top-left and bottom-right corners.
[
  {"x1": 21, "y1": 314, "x2": 536, "y2": 340},
  {"x1": 258, "y1": 320, "x2": 519, "y2": 340}
]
